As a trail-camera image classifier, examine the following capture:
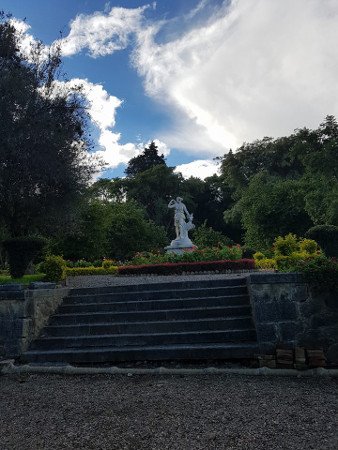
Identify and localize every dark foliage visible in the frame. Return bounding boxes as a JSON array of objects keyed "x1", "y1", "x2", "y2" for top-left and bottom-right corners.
[
  {"x1": 0, "y1": 14, "x2": 98, "y2": 238},
  {"x1": 241, "y1": 247, "x2": 257, "y2": 259},
  {"x1": 306, "y1": 225, "x2": 338, "y2": 258},
  {"x1": 3, "y1": 236, "x2": 46, "y2": 277},
  {"x1": 125, "y1": 141, "x2": 166, "y2": 177}
]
